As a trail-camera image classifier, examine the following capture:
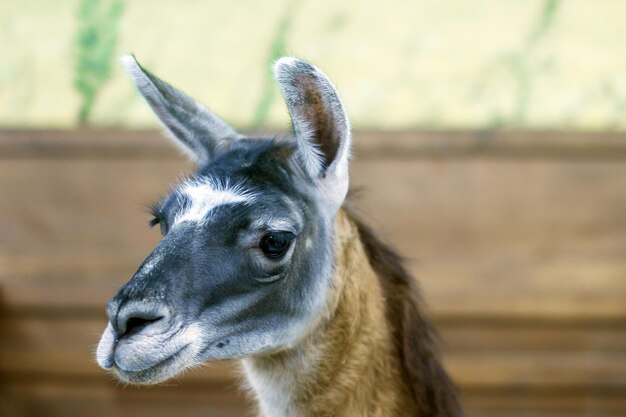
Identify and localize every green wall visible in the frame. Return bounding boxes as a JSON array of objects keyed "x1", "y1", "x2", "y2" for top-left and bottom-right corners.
[{"x1": 1, "y1": 0, "x2": 625, "y2": 130}]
